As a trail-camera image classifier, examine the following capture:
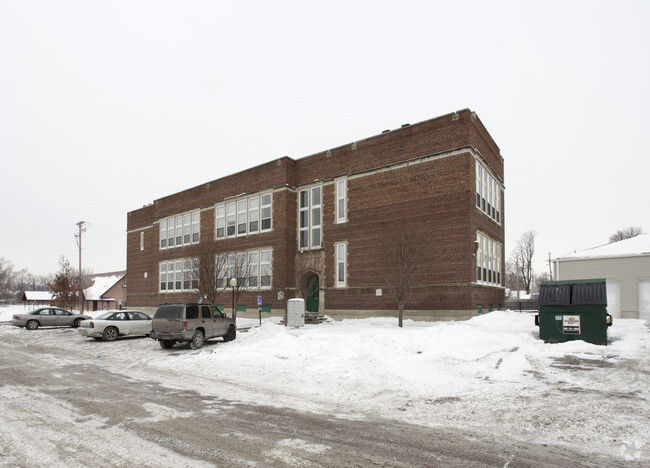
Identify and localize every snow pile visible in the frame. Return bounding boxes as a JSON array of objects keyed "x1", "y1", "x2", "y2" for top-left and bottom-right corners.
[{"x1": 142, "y1": 311, "x2": 650, "y2": 461}]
